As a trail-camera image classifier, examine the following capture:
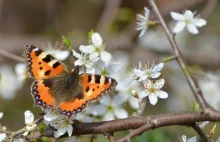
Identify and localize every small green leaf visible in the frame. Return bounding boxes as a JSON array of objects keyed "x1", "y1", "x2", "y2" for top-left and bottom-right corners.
[
  {"x1": 193, "y1": 102, "x2": 201, "y2": 112},
  {"x1": 42, "y1": 137, "x2": 51, "y2": 142},
  {"x1": 37, "y1": 123, "x2": 45, "y2": 135},
  {"x1": 88, "y1": 29, "x2": 94, "y2": 44},
  {"x1": 162, "y1": 55, "x2": 177, "y2": 62},
  {"x1": 62, "y1": 36, "x2": 72, "y2": 50}
]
